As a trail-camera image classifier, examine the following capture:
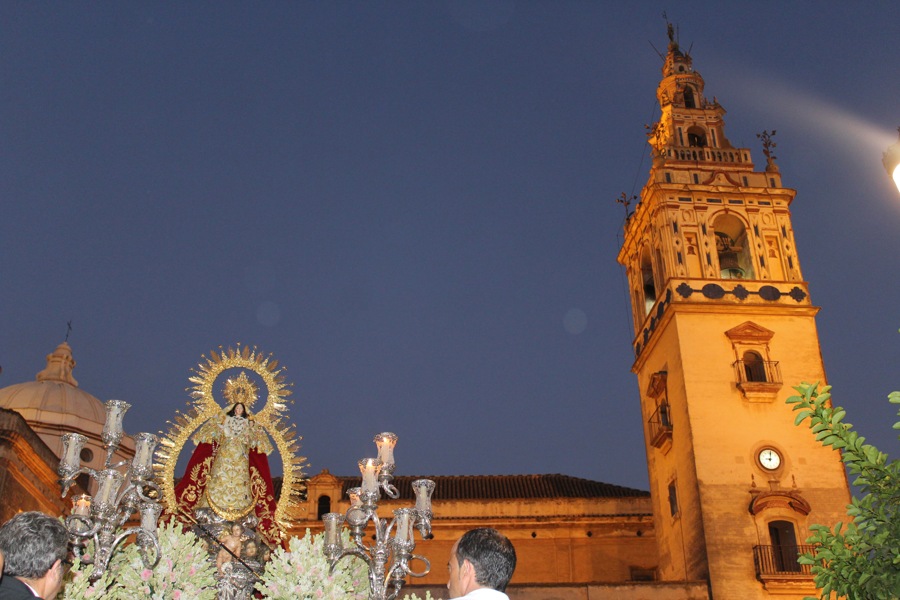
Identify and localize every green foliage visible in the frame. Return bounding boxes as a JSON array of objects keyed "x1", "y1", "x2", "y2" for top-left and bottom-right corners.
[{"x1": 787, "y1": 382, "x2": 900, "y2": 600}]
